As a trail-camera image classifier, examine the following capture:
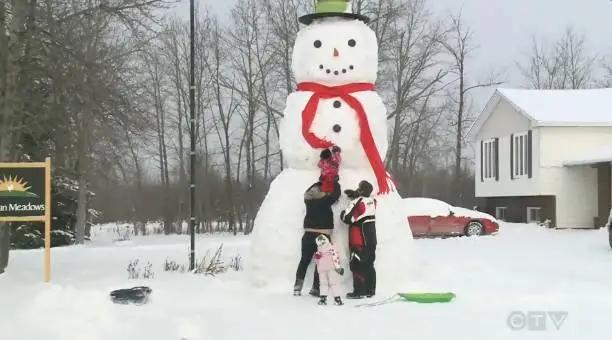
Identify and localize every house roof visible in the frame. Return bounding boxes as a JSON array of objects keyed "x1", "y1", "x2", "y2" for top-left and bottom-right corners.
[{"x1": 469, "y1": 88, "x2": 612, "y2": 139}]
